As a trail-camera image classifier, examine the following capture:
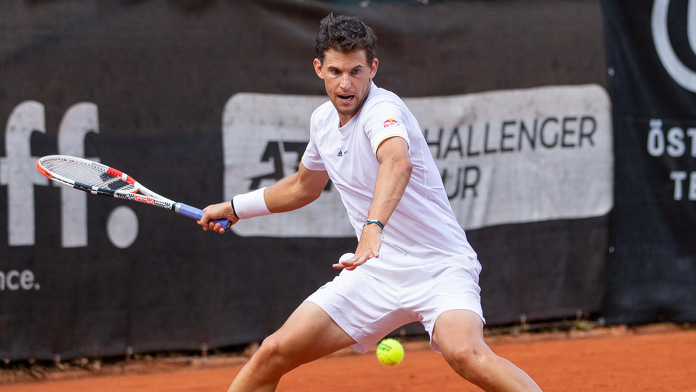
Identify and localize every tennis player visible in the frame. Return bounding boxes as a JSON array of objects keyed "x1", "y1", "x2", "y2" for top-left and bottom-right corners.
[{"x1": 200, "y1": 13, "x2": 541, "y2": 392}]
